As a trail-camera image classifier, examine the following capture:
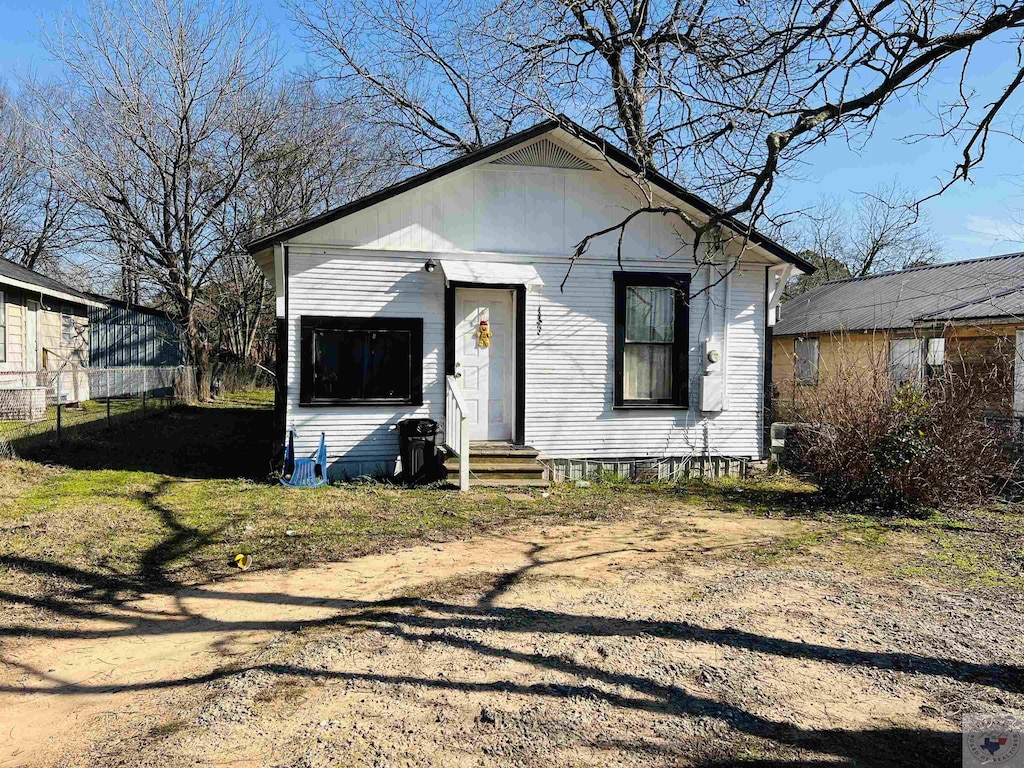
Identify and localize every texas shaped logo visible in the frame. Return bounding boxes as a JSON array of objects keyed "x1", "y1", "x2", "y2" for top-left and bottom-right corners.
[{"x1": 982, "y1": 736, "x2": 1010, "y2": 756}]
